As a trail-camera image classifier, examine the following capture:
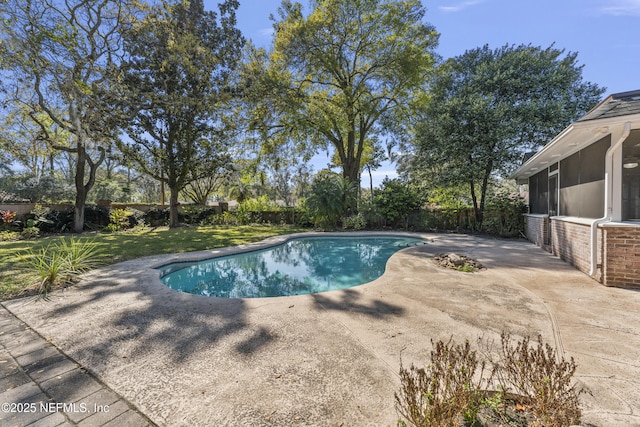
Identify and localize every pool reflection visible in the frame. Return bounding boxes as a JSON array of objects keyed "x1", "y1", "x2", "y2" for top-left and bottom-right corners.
[{"x1": 160, "y1": 237, "x2": 424, "y2": 298}]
